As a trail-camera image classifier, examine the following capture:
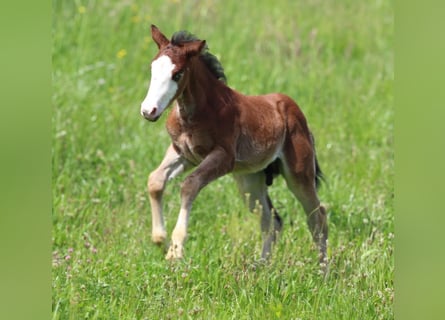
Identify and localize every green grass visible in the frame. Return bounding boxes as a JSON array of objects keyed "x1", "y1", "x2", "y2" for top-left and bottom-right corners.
[{"x1": 52, "y1": 0, "x2": 394, "y2": 318}]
